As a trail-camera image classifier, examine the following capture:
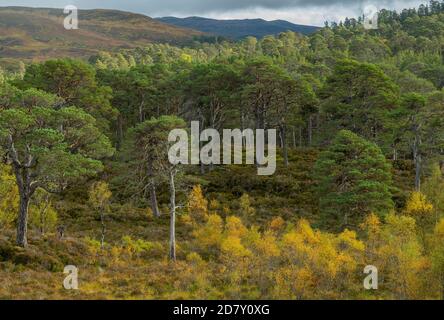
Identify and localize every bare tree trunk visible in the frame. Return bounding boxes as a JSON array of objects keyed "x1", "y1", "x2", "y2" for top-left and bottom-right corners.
[
  {"x1": 100, "y1": 211, "x2": 106, "y2": 249},
  {"x1": 169, "y1": 169, "x2": 176, "y2": 261},
  {"x1": 139, "y1": 100, "x2": 145, "y2": 123},
  {"x1": 393, "y1": 147, "x2": 398, "y2": 161},
  {"x1": 308, "y1": 116, "x2": 313, "y2": 147},
  {"x1": 292, "y1": 127, "x2": 297, "y2": 149}
]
